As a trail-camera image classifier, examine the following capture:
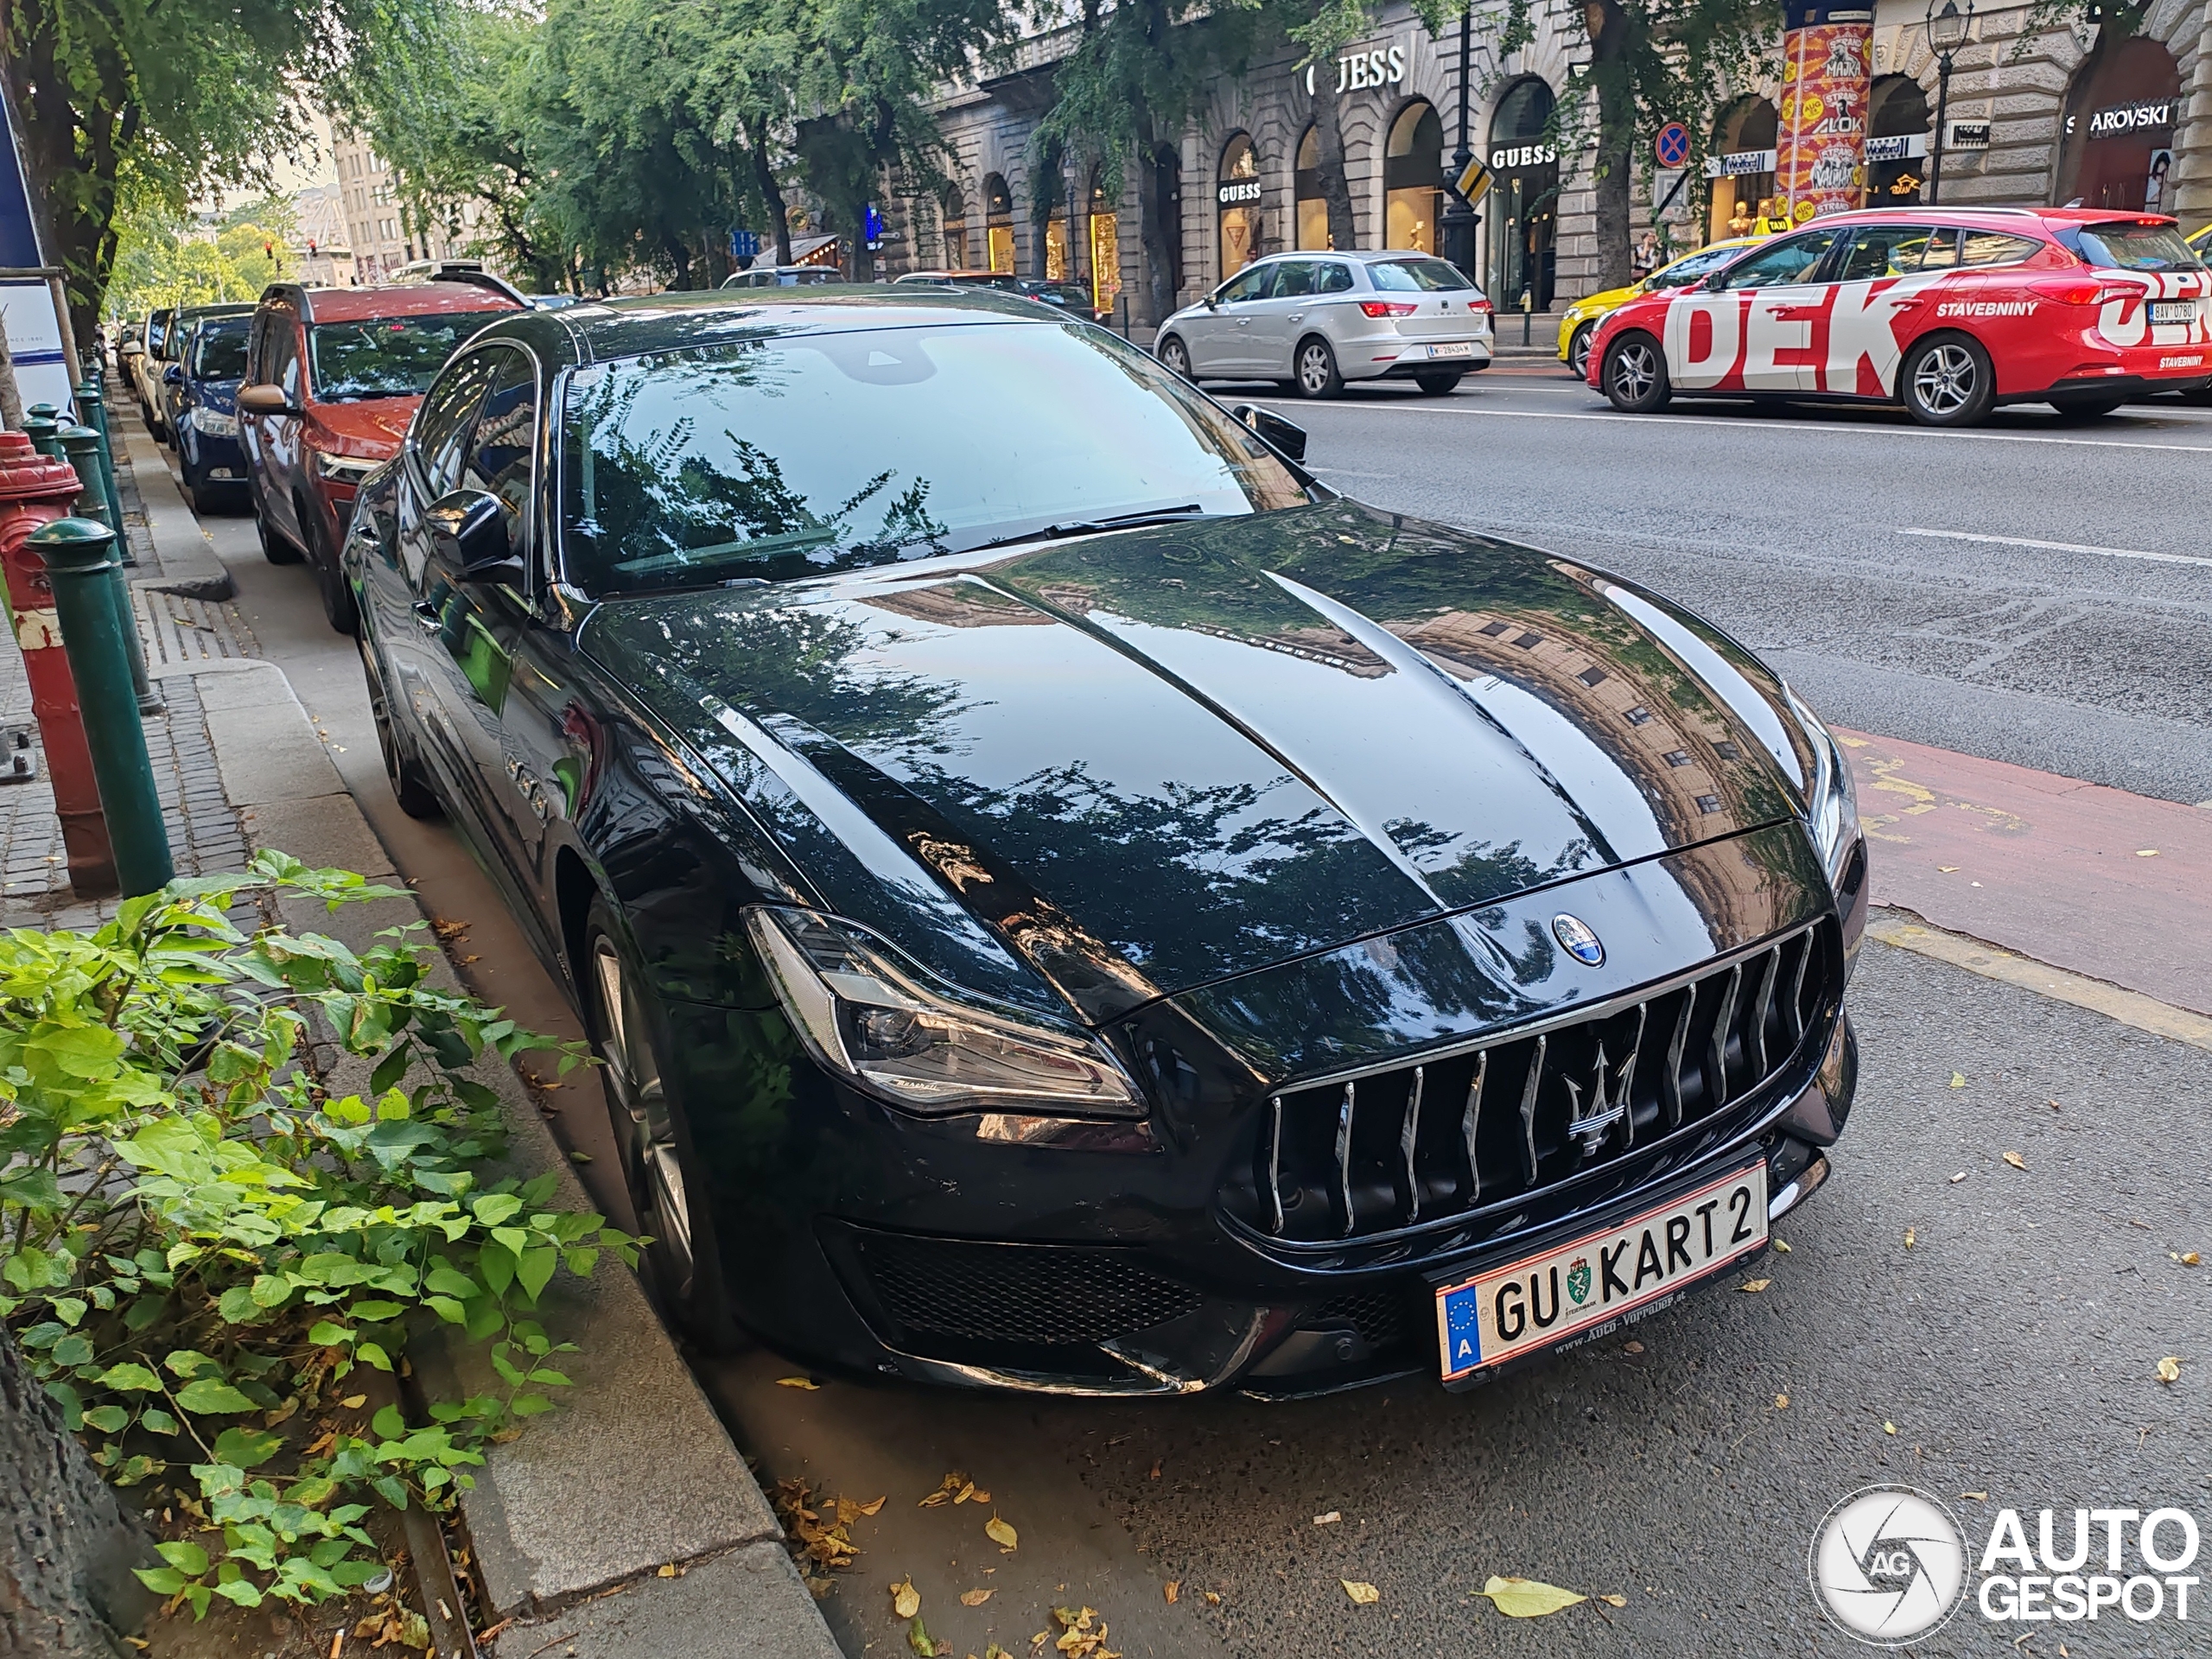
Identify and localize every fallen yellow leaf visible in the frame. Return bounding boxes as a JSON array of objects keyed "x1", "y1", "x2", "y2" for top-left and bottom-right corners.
[
  {"x1": 1950, "y1": 1072, "x2": 1967, "y2": 1089},
  {"x1": 2182, "y1": 1253, "x2": 2202, "y2": 1267},
  {"x1": 1599, "y1": 1593, "x2": 1627, "y2": 1607},
  {"x1": 969, "y1": 1490, "x2": 990, "y2": 1503},
  {"x1": 2157, "y1": 1357, "x2": 2182, "y2": 1384},
  {"x1": 778, "y1": 1376, "x2": 821, "y2": 1389},
  {"x1": 1961, "y1": 1491, "x2": 1988, "y2": 1501},
  {"x1": 986, "y1": 1515, "x2": 1019, "y2": 1551},
  {"x1": 1478, "y1": 1576, "x2": 1586, "y2": 1618},
  {"x1": 658, "y1": 1563, "x2": 678, "y2": 1579},
  {"x1": 2136, "y1": 848, "x2": 2160, "y2": 857},
  {"x1": 1313, "y1": 1511, "x2": 1341, "y2": 1526},
  {"x1": 893, "y1": 1577, "x2": 921, "y2": 1619},
  {"x1": 960, "y1": 1588, "x2": 994, "y2": 1607},
  {"x1": 1341, "y1": 1580, "x2": 1381, "y2": 1605},
  {"x1": 2002, "y1": 1151, "x2": 2027, "y2": 1171},
  {"x1": 919, "y1": 1473, "x2": 968, "y2": 1508},
  {"x1": 1904, "y1": 1228, "x2": 1916, "y2": 1249},
  {"x1": 1163, "y1": 1581, "x2": 1179, "y2": 1605},
  {"x1": 1884, "y1": 1421, "x2": 1897, "y2": 1435},
  {"x1": 340, "y1": 1394, "x2": 367, "y2": 1409},
  {"x1": 1203, "y1": 1592, "x2": 1221, "y2": 1605},
  {"x1": 985, "y1": 1647, "x2": 1014, "y2": 1659},
  {"x1": 1621, "y1": 1340, "x2": 1644, "y2": 1355},
  {"x1": 858, "y1": 1496, "x2": 887, "y2": 1516},
  {"x1": 1738, "y1": 1279, "x2": 1772, "y2": 1294},
  {"x1": 1775, "y1": 1393, "x2": 1790, "y2": 1409},
  {"x1": 1771, "y1": 1239, "x2": 1792, "y2": 1254}
]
